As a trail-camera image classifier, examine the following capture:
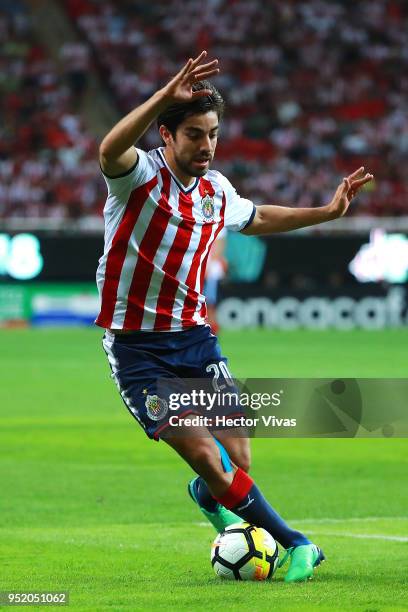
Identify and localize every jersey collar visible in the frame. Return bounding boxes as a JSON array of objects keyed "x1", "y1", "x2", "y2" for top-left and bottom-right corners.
[{"x1": 158, "y1": 148, "x2": 199, "y2": 194}]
